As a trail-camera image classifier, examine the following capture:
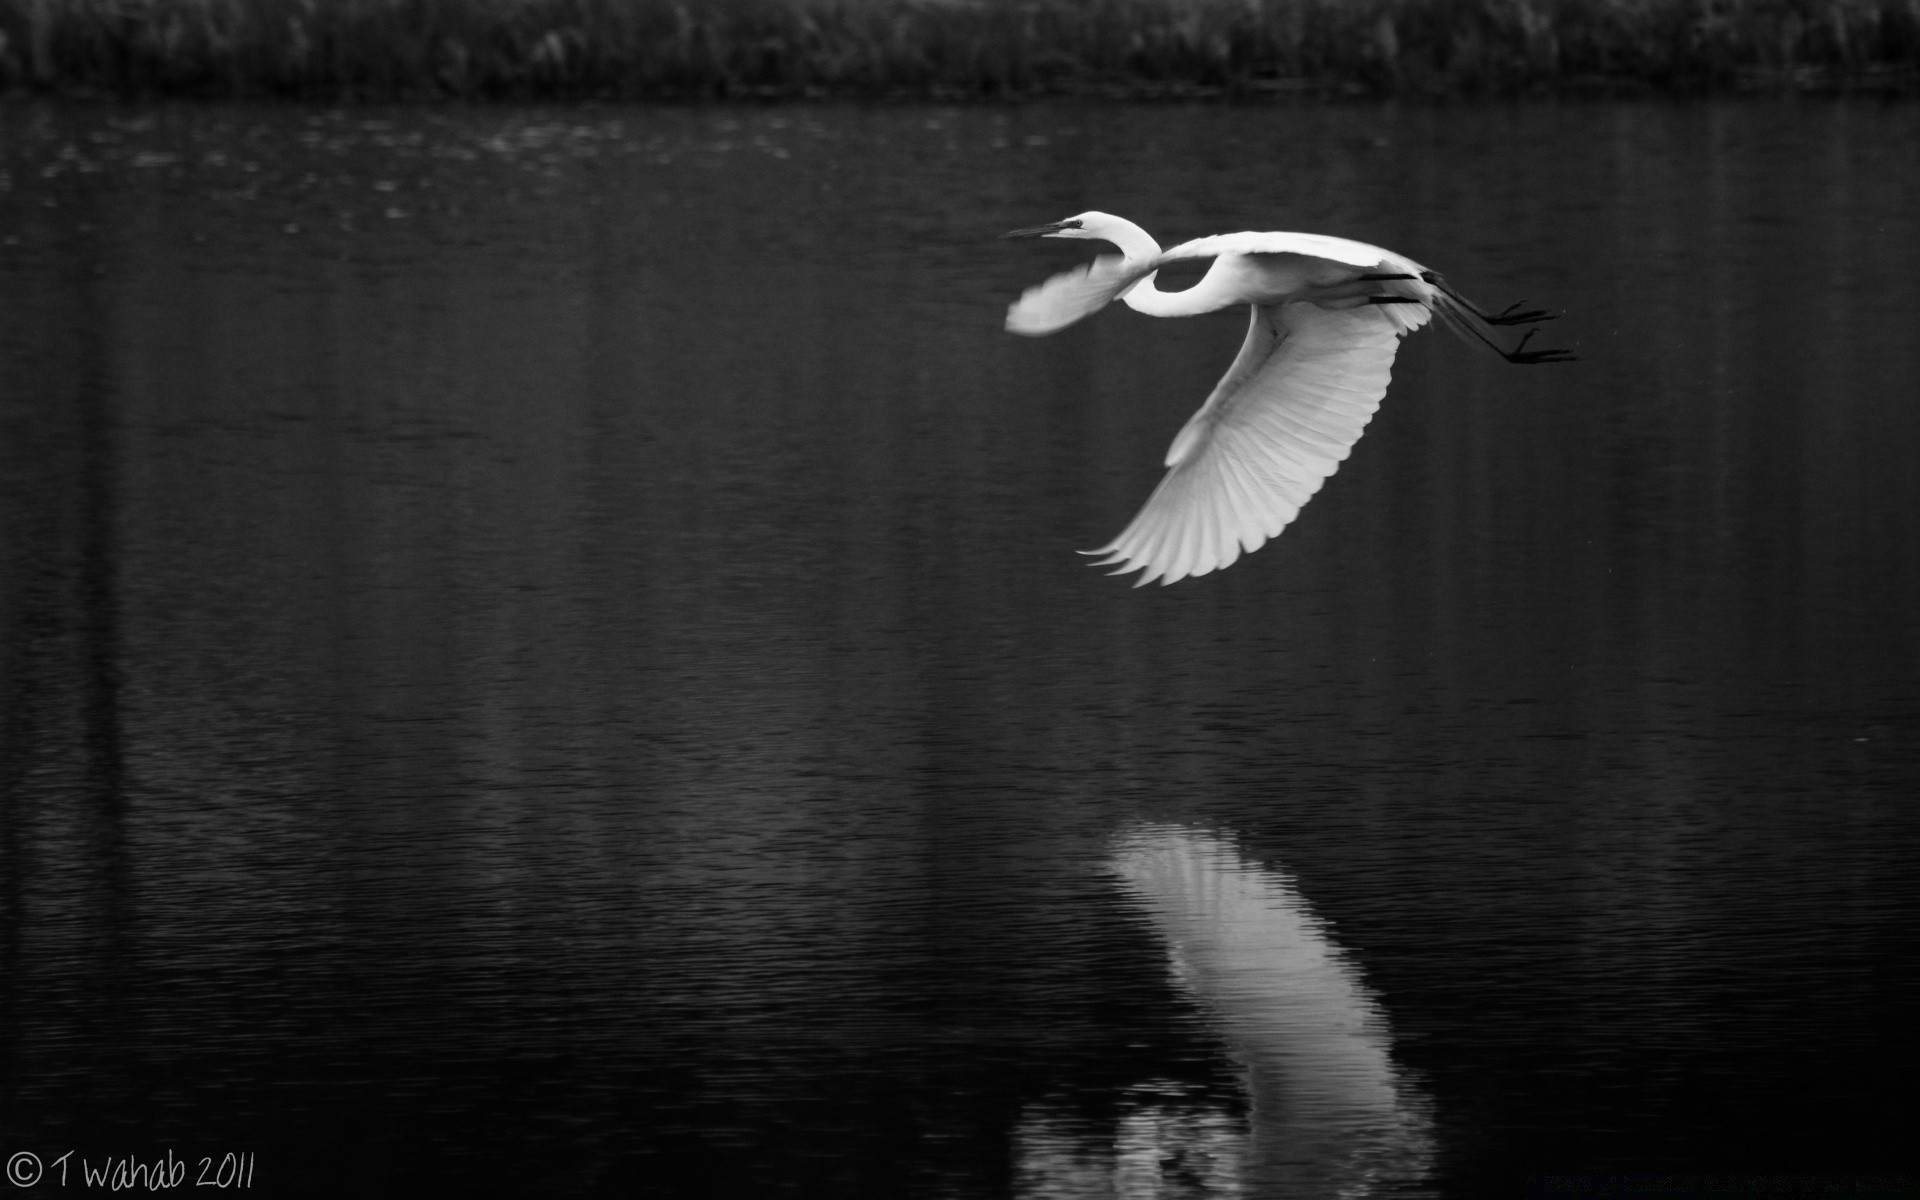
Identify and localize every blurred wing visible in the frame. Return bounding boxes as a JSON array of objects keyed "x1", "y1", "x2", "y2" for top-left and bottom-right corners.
[
  {"x1": 1005, "y1": 253, "x2": 1156, "y2": 336},
  {"x1": 1087, "y1": 301, "x2": 1407, "y2": 586}
]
